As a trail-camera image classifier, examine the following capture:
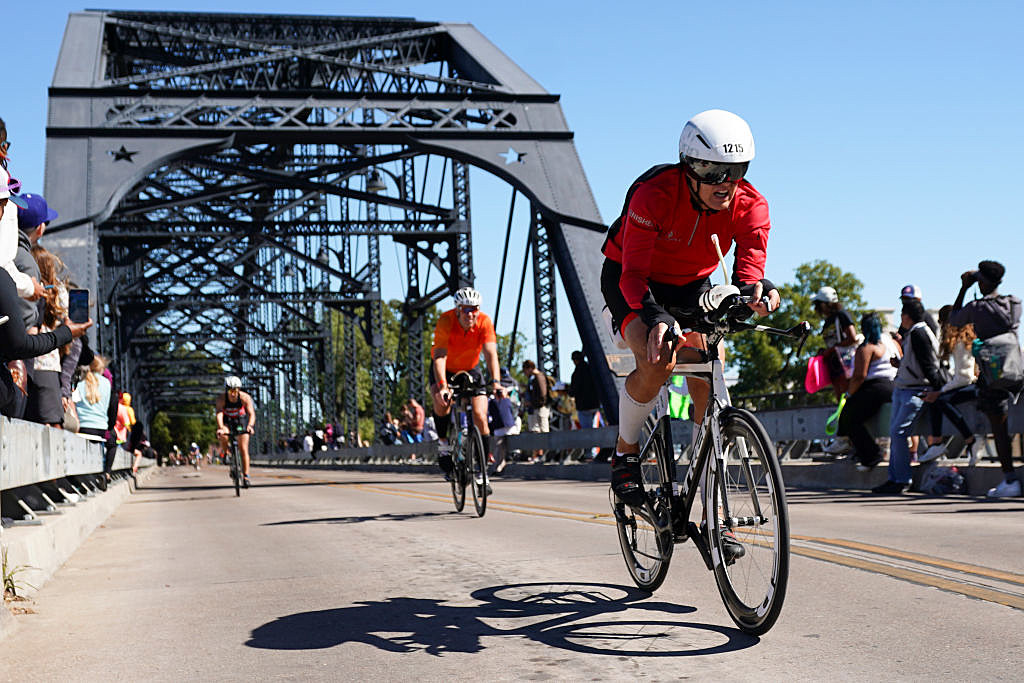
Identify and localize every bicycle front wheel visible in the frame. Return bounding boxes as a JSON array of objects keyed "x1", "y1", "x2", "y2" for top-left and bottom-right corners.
[
  {"x1": 614, "y1": 420, "x2": 673, "y2": 592},
  {"x1": 232, "y1": 442, "x2": 242, "y2": 497},
  {"x1": 706, "y1": 409, "x2": 789, "y2": 635},
  {"x1": 467, "y1": 426, "x2": 488, "y2": 517}
]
